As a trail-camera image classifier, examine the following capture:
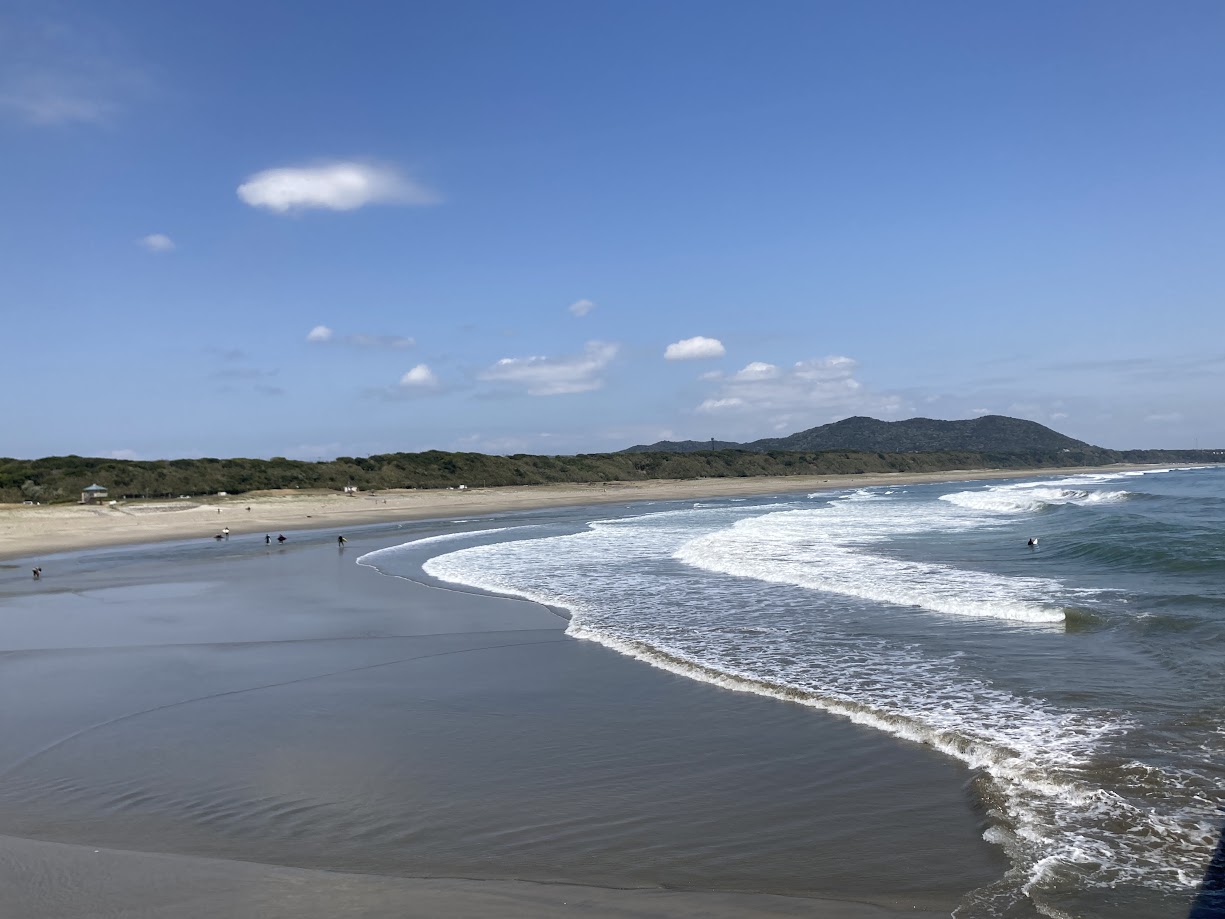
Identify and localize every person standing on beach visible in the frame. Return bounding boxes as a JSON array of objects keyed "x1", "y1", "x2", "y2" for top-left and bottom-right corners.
[
  {"x1": 338, "y1": 535, "x2": 346, "y2": 546},
  {"x1": 223, "y1": 527, "x2": 230, "y2": 539},
  {"x1": 265, "y1": 534, "x2": 271, "y2": 544}
]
